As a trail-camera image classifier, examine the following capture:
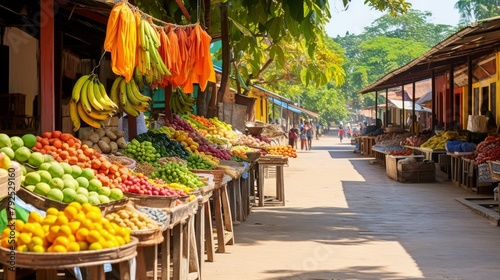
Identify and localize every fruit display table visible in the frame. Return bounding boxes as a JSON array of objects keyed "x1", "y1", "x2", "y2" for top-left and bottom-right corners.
[
  {"x1": 0, "y1": 237, "x2": 138, "y2": 280},
  {"x1": 403, "y1": 146, "x2": 446, "y2": 162},
  {"x1": 255, "y1": 156, "x2": 288, "y2": 207},
  {"x1": 360, "y1": 136, "x2": 377, "y2": 156},
  {"x1": 385, "y1": 154, "x2": 424, "y2": 181},
  {"x1": 449, "y1": 152, "x2": 462, "y2": 187},
  {"x1": 160, "y1": 199, "x2": 200, "y2": 280}
]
